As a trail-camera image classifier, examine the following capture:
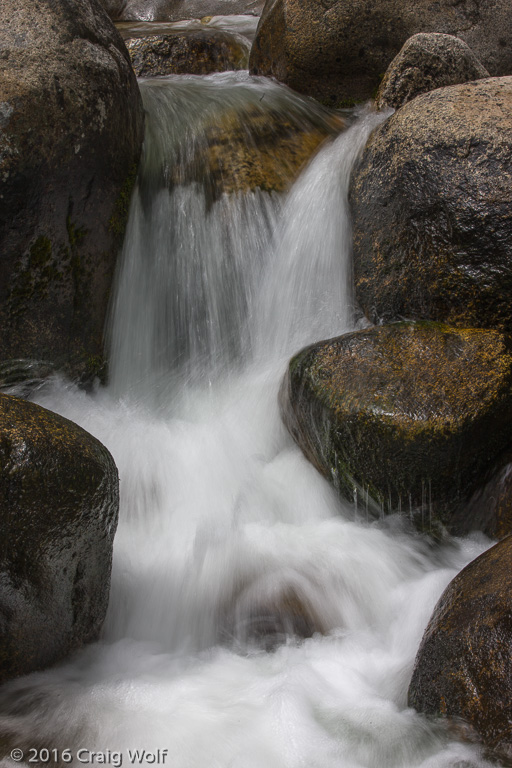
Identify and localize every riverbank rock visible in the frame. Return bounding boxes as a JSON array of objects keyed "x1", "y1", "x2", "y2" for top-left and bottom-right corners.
[
  {"x1": 125, "y1": 28, "x2": 249, "y2": 76},
  {"x1": 280, "y1": 322, "x2": 512, "y2": 530},
  {"x1": 409, "y1": 536, "x2": 512, "y2": 762},
  {"x1": 376, "y1": 33, "x2": 489, "y2": 110},
  {"x1": 0, "y1": 394, "x2": 119, "y2": 684},
  {"x1": 249, "y1": 0, "x2": 512, "y2": 105},
  {"x1": 173, "y1": 102, "x2": 345, "y2": 200},
  {"x1": 105, "y1": 0, "x2": 265, "y2": 22},
  {"x1": 350, "y1": 77, "x2": 512, "y2": 333},
  {"x1": 0, "y1": 0, "x2": 144, "y2": 381}
]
